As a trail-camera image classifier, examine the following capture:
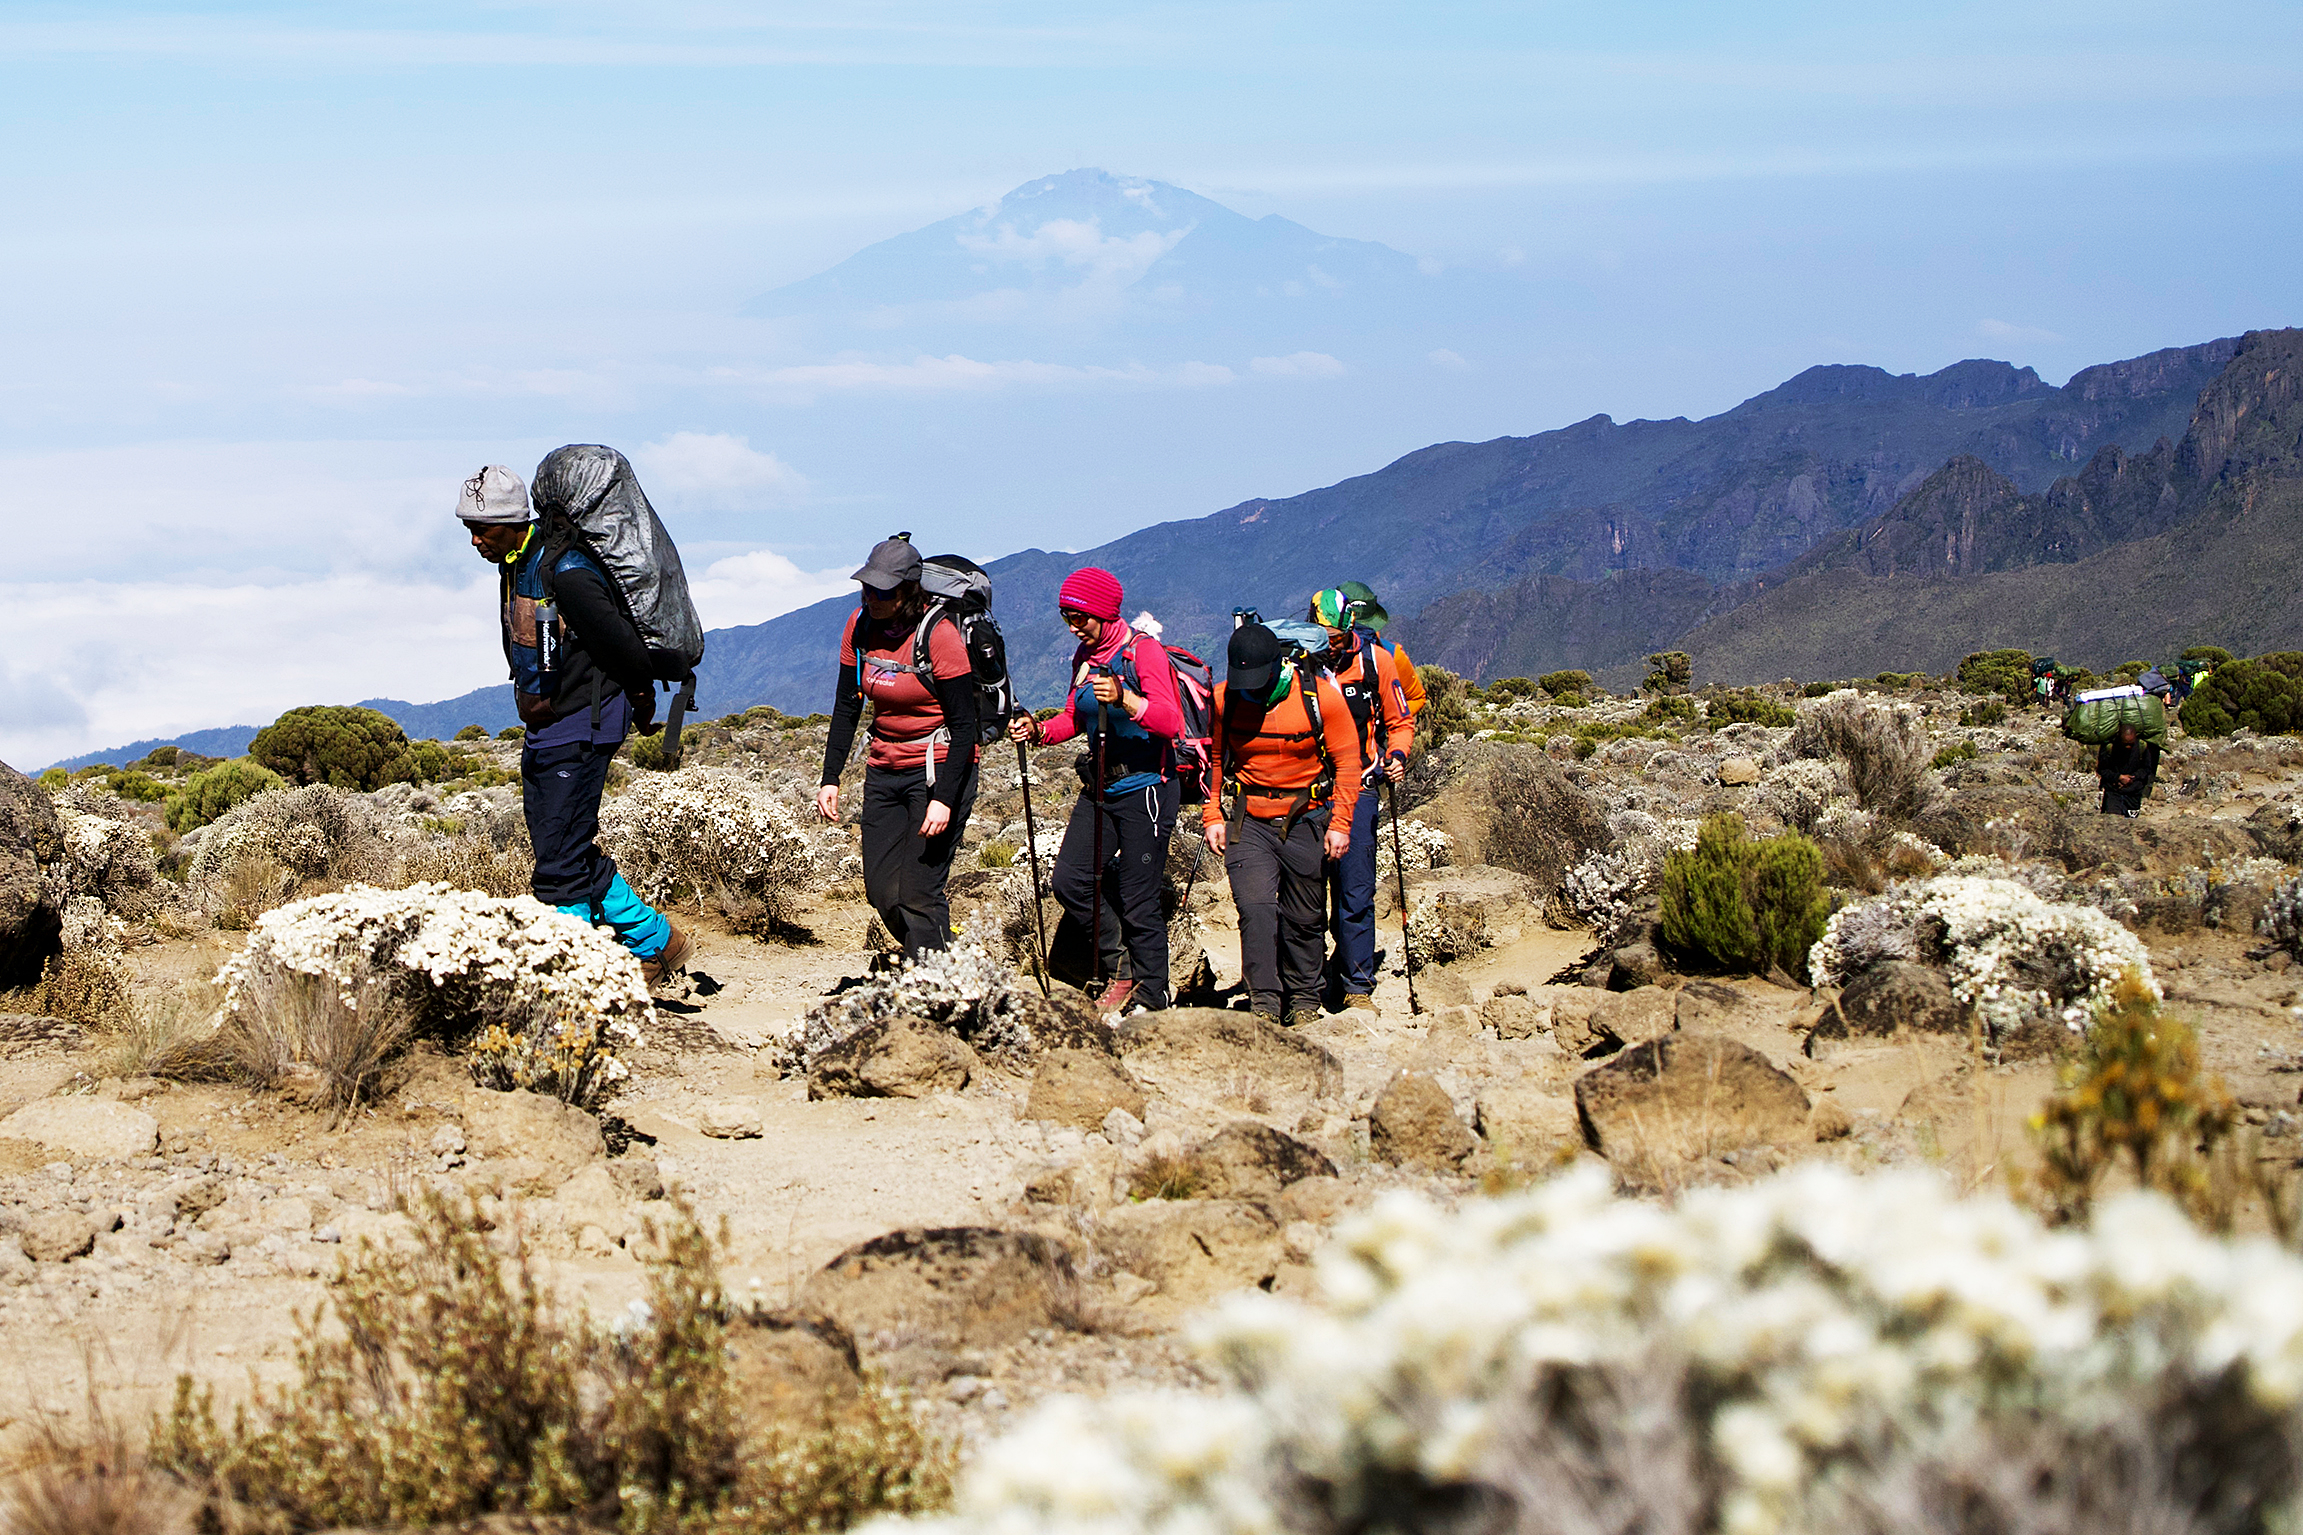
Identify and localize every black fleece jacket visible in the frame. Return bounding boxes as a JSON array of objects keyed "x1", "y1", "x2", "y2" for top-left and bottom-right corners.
[{"x1": 545, "y1": 565, "x2": 658, "y2": 727}]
